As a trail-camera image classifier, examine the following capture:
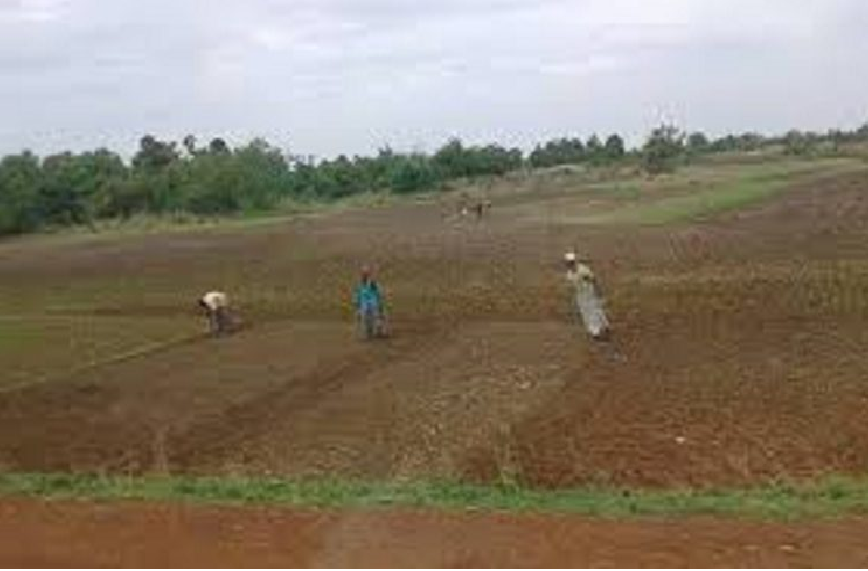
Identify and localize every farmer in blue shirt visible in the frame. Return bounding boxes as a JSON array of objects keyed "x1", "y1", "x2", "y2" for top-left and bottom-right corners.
[{"x1": 354, "y1": 266, "x2": 386, "y2": 339}]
